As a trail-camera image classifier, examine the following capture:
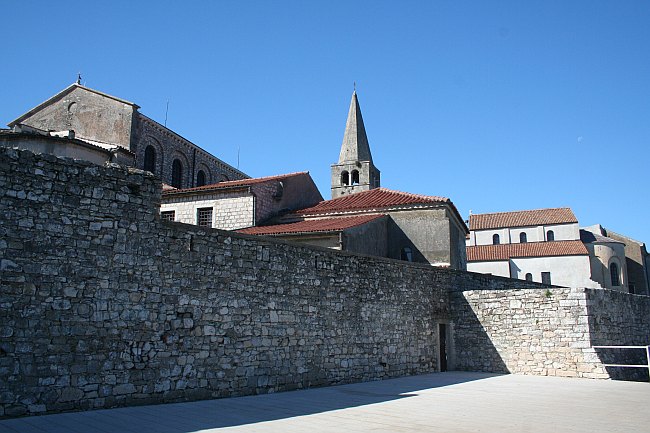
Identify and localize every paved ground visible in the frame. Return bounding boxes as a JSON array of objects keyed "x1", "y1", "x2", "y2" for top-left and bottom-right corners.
[{"x1": 1, "y1": 372, "x2": 649, "y2": 433}]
